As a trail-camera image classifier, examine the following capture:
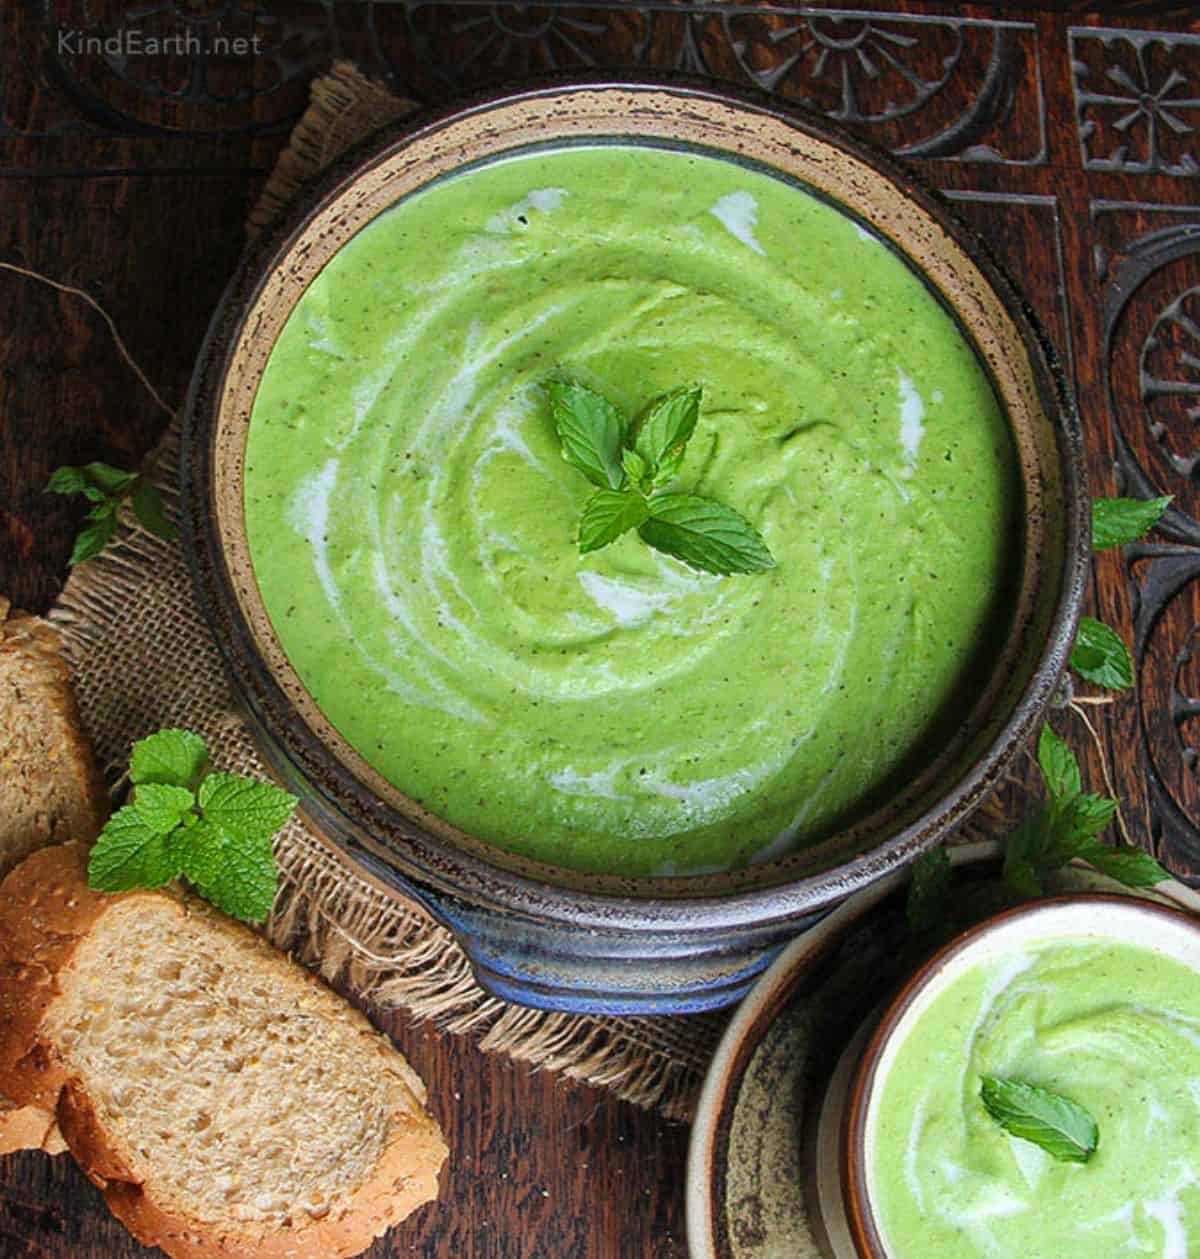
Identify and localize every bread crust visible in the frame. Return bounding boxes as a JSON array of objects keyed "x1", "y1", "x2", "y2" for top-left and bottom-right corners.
[
  {"x1": 0, "y1": 843, "x2": 447, "y2": 1258},
  {"x1": 0, "y1": 843, "x2": 109, "y2": 1111},
  {"x1": 0, "y1": 605, "x2": 109, "y2": 873},
  {"x1": 0, "y1": 1097, "x2": 63, "y2": 1156}
]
